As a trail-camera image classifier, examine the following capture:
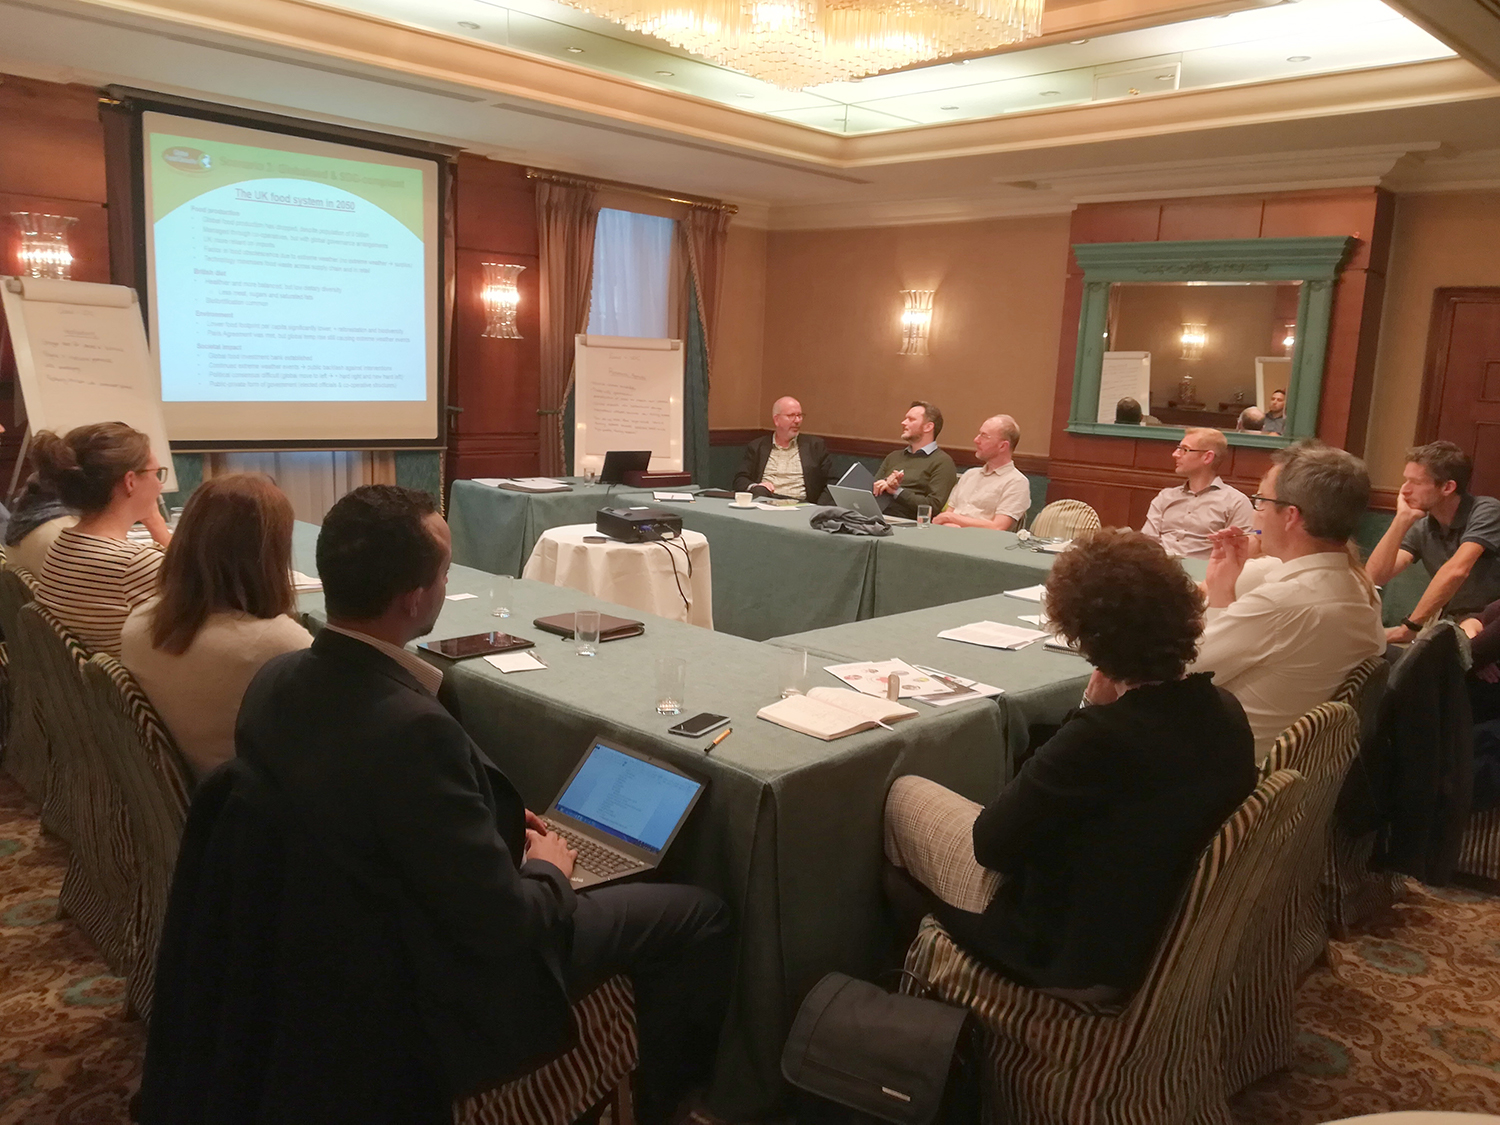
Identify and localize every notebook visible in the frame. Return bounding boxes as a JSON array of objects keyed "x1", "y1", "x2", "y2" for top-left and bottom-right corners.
[
  {"x1": 532, "y1": 612, "x2": 645, "y2": 641},
  {"x1": 757, "y1": 687, "x2": 917, "y2": 741}
]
